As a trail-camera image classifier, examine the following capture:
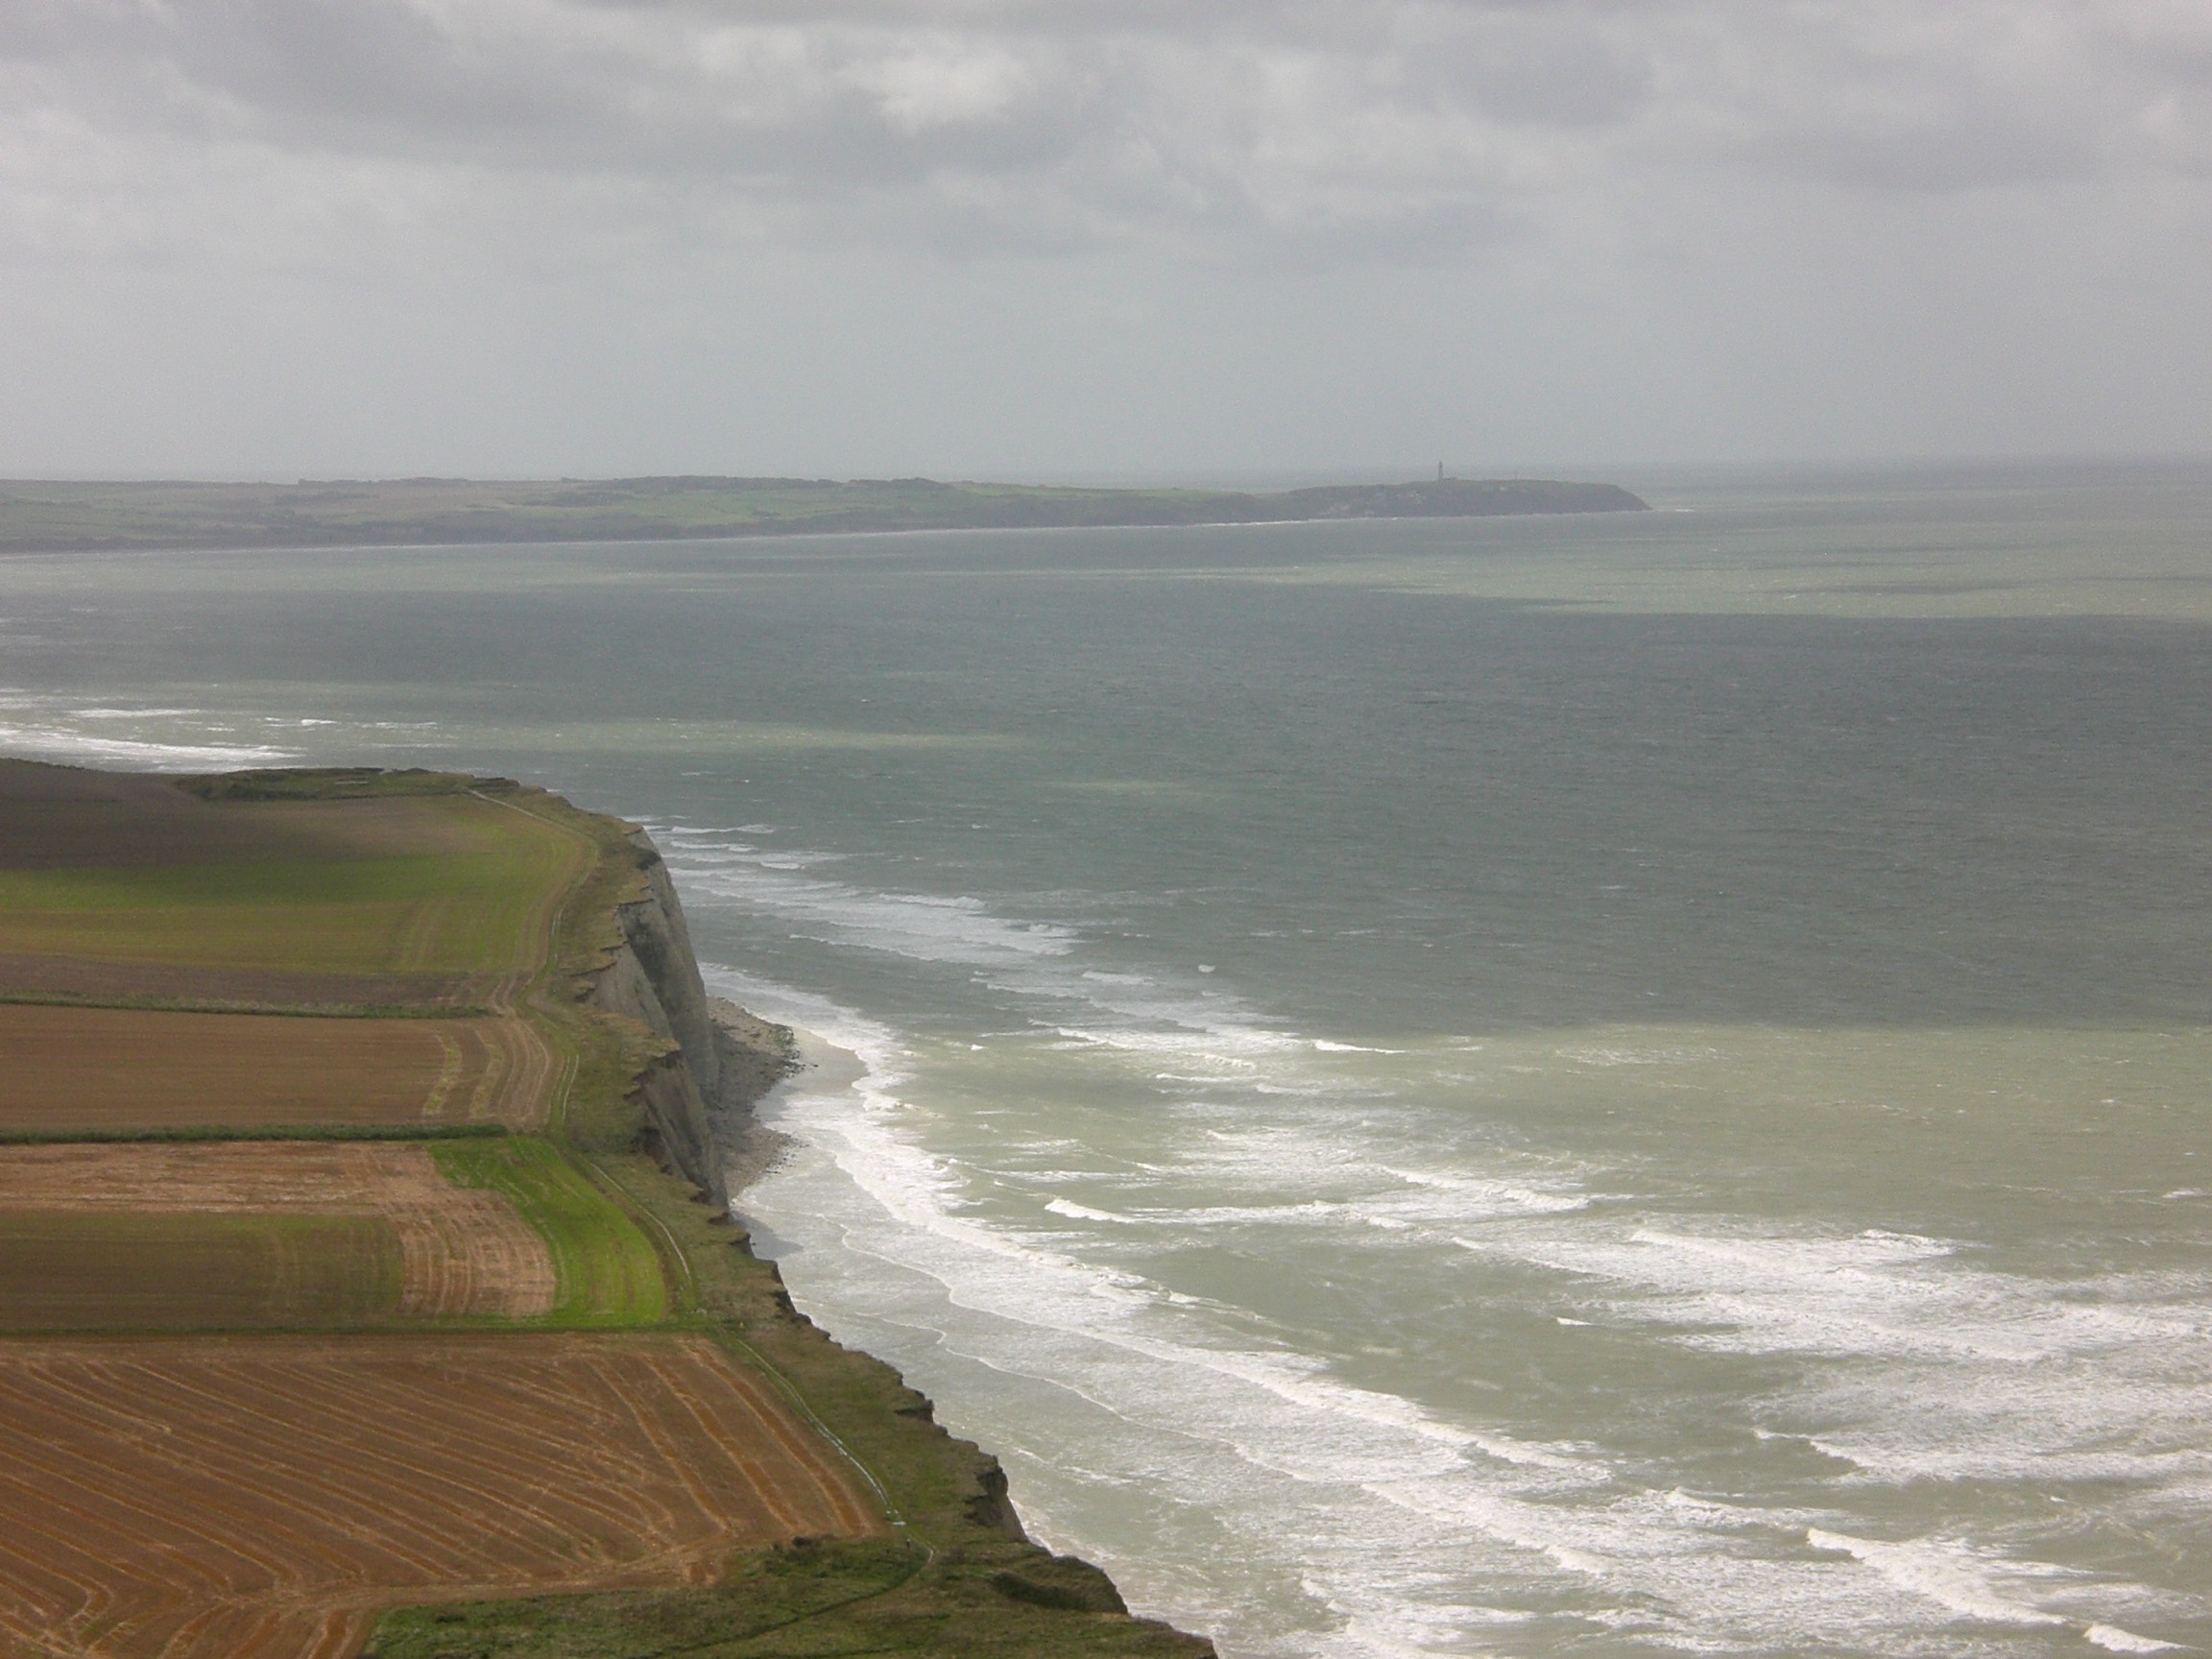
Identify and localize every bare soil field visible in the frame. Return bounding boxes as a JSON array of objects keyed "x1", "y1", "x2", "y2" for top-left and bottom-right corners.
[
  {"x1": 0, "y1": 1142, "x2": 555, "y2": 1323},
  {"x1": 0, "y1": 1213, "x2": 401, "y2": 1332},
  {"x1": 0, "y1": 1334, "x2": 880, "y2": 1658},
  {"x1": 0, "y1": 1004, "x2": 549, "y2": 1132}
]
